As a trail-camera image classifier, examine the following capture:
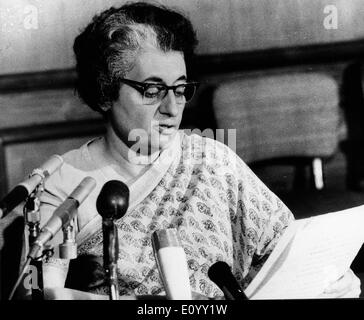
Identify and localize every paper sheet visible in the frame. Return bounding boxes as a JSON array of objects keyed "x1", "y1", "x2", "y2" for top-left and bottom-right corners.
[{"x1": 245, "y1": 205, "x2": 364, "y2": 299}]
